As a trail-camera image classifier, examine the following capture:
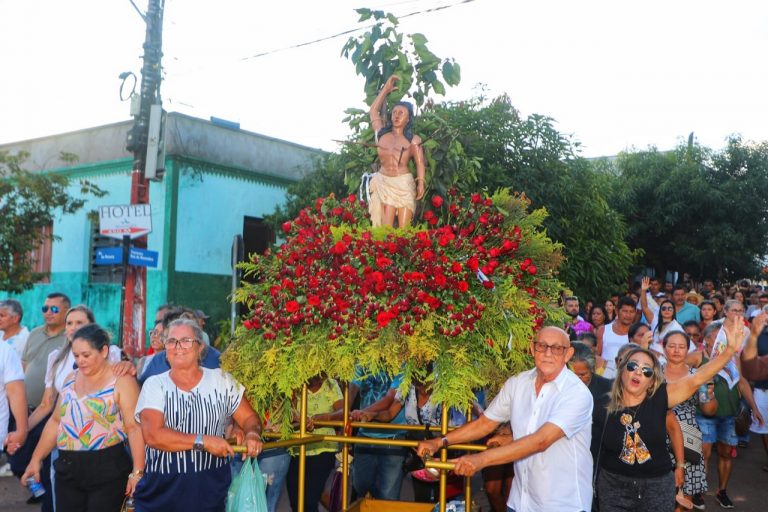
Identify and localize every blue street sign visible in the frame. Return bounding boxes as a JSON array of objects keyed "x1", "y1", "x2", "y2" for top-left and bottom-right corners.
[
  {"x1": 128, "y1": 248, "x2": 159, "y2": 268},
  {"x1": 95, "y1": 247, "x2": 123, "y2": 265}
]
